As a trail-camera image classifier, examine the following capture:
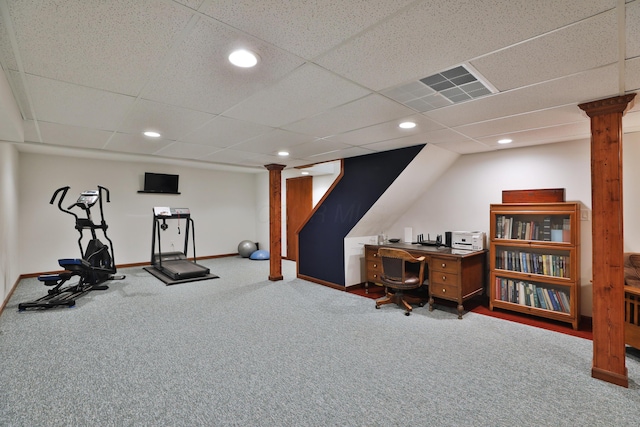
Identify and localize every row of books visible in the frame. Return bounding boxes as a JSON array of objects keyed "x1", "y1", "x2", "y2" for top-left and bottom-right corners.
[
  {"x1": 495, "y1": 277, "x2": 571, "y2": 313},
  {"x1": 495, "y1": 215, "x2": 570, "y2": 241},
  {"x1": 495, "y1": 250, "x2": 570, "y2": 278}
]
